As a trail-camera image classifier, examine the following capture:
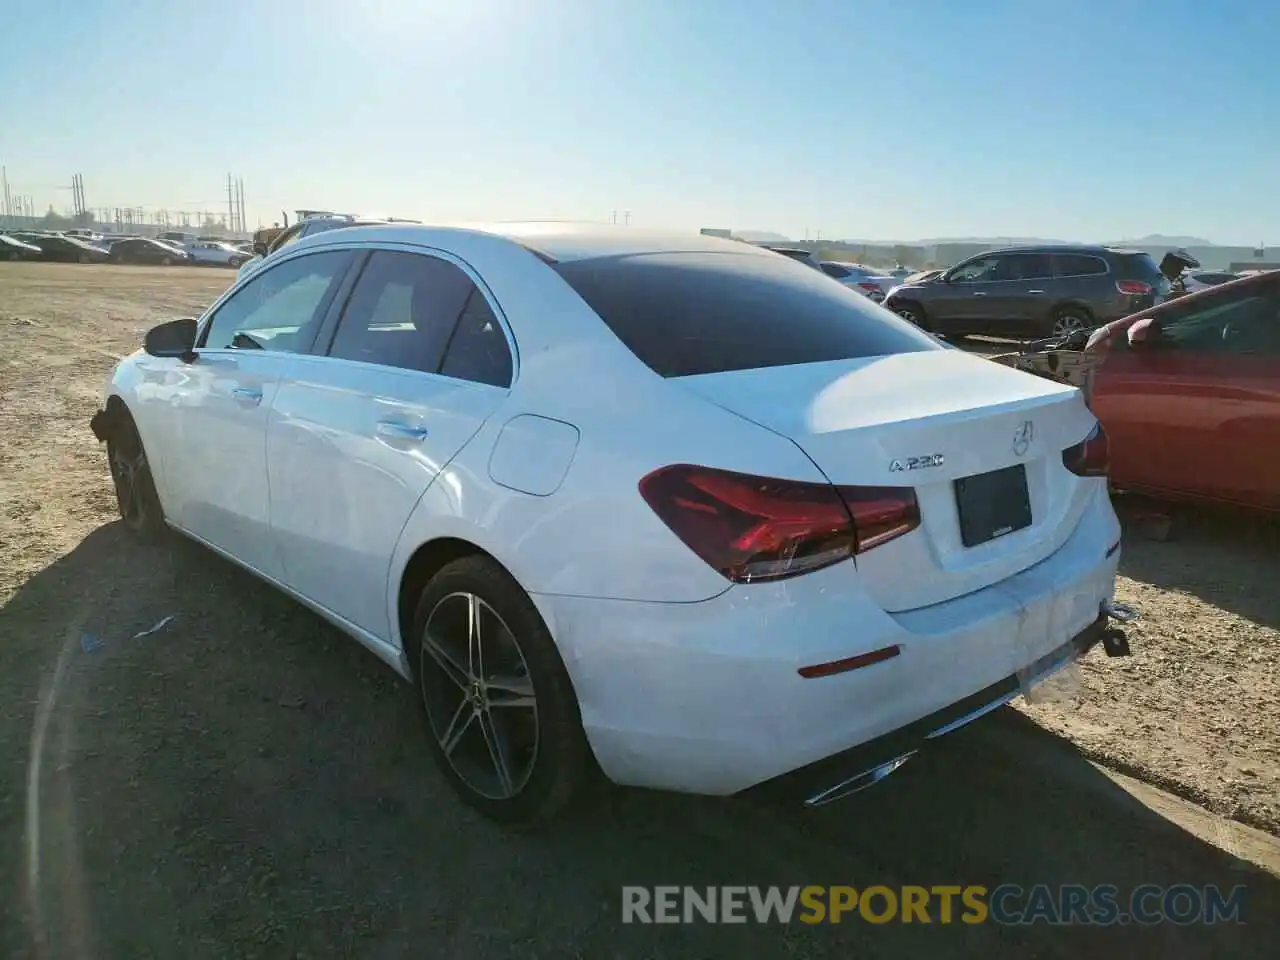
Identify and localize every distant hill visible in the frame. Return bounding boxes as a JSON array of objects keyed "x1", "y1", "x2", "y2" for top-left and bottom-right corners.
[{"x1": 1107, "y1": 234, "x2": 1216, "y2": 248}]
